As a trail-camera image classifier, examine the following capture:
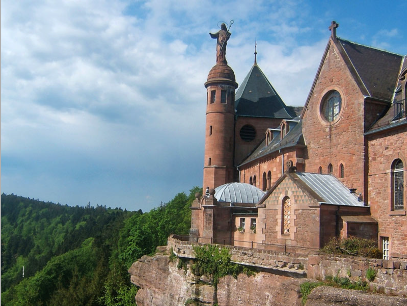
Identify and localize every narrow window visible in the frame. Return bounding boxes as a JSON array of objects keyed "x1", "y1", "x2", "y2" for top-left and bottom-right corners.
[
  {"x1": 339, "y1": 163, "x2": 344, "y2": 178},
  {"x1": 282, "y1": 196, "x2": 291, "y2": 234},
  {"x1": 392, "y1": 159, "x2": 404, "y2": 210},
  {"x1": 318, "y1": 166, "x2": 322, "y2": 174},
  {"x1": 208, "y1": 158, "x2": 211, "y2": 166},
  {"x1": 253, "y1": 175, "x2": 256, "y2": 186},
  {"x1": 262, "y1": 172, "x2": 267, "y2": 191},
  {"x1": 209, "y1": 126, "x2": 213, "y2": 135},
  {"x1": 221, "y1": 90, "x2": 227, "y2": 103},
  {"x1": 210, "y1": 90, "x2": 216, "y2": 104},
  {"x1": 250, "y1": 218, "x2": 256, "y2": 233},
  {"x1": 239, "y1": 218, "x2": 245, "y2": 232},
  {"x1": 267, "y1": 171, "x2": 272, "y2": 189},
  {"x1": 382, "y1": 237, "x2": 389, "y2": 260},
  {"x1": 328, "y1": 163, "x2": 333, "y2": 174},
  {"x1": 249, "y1": 177, "x2": 253, "y2": 185}
]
